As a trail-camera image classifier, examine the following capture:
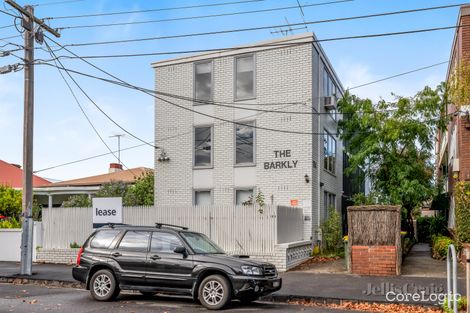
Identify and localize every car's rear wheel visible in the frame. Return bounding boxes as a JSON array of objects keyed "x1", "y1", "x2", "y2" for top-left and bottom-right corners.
[
  {"x1": 90, "y1": 269, "x2": 120, "y2": 301},
  {"x1": 198, "y1": 274, "x2": 231, "y2": 310}
]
